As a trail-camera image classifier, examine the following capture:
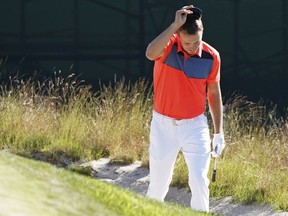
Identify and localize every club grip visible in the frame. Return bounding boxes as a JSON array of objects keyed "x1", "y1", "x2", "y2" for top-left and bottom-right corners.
[{"x1": 212, "y1": 169, "x2": 216, "y2": 182}]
